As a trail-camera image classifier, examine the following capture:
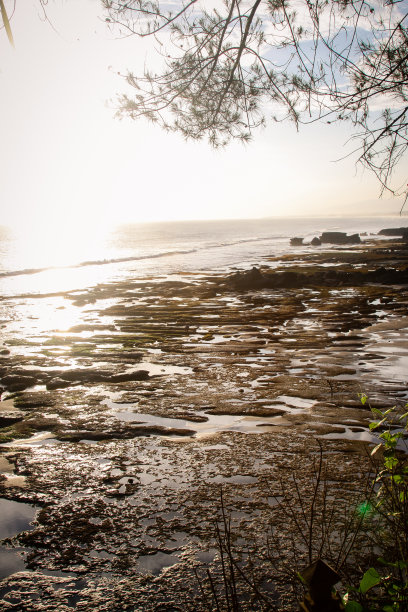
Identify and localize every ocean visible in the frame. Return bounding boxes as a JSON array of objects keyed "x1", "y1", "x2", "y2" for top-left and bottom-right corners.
[{"x1": 0, "y1": 216, "x2": 406, "y2": 297}]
